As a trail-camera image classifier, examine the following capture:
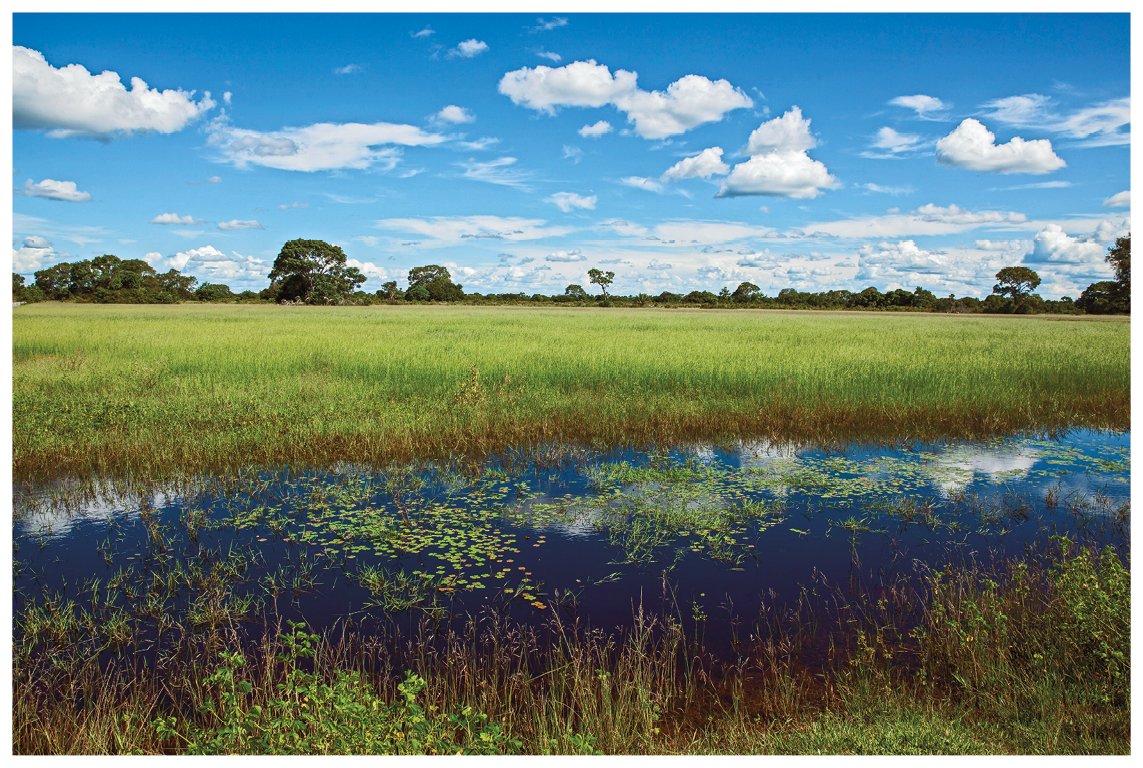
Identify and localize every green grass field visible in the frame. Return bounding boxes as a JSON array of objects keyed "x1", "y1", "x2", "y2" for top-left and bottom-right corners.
[{"x1": 12, "y1": 302, "x2": 1129, "y2": 481}]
